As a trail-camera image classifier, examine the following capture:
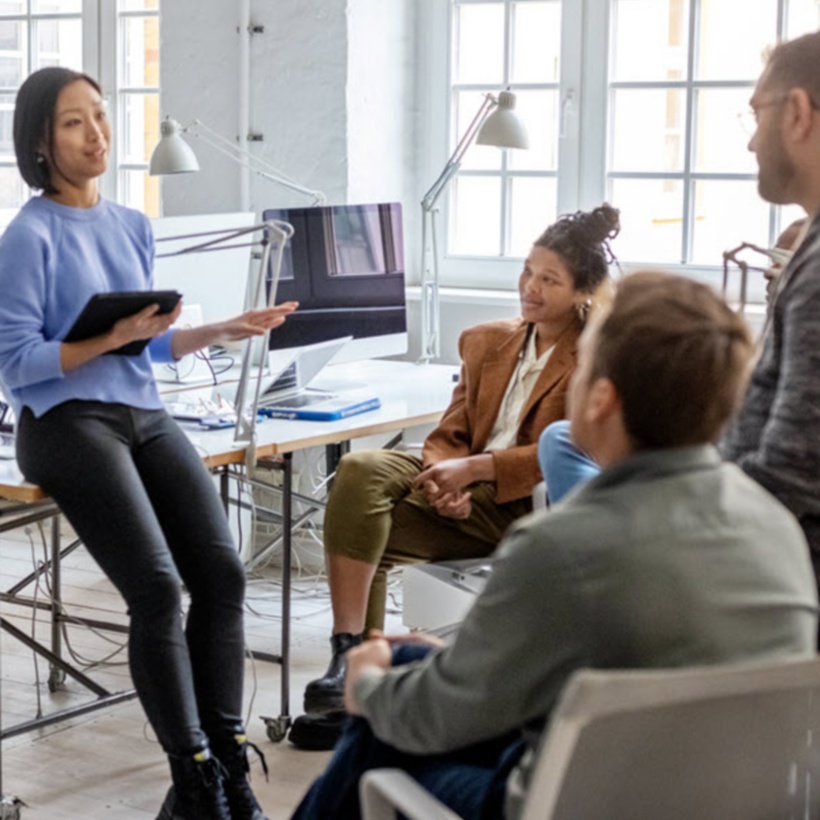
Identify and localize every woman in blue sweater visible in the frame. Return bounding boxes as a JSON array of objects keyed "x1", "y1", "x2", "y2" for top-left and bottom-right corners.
[{"x1": 0, "y1": 67, "x2": 296, "y2": 820}]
